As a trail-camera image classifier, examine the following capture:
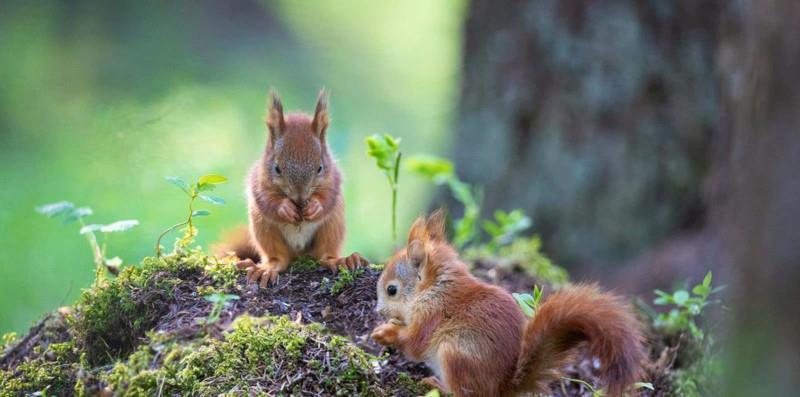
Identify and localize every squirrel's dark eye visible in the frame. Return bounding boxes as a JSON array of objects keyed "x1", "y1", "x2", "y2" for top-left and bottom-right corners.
[
  {"x1": 387, "y1": 285, "x2": 397, "y2": 297},
  {"x1": 317, "y1": 165, "x2": 323, "y2": 174},
  {"x1": 274, "y1": 164, "x2": 282, "y2": 175}
]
